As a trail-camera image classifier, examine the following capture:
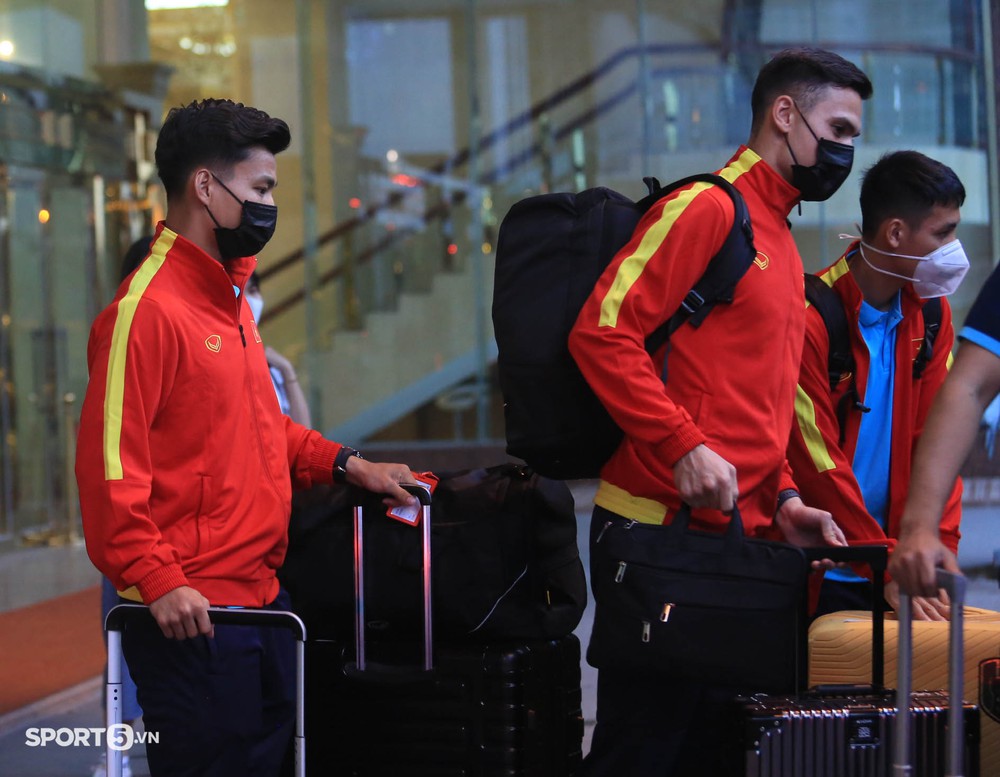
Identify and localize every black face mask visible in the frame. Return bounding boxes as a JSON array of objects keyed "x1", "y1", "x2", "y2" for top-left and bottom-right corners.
[
  {"x1": 786, "y1": 103, "x2": 854, "y2": 202},
  {"x1": 205, "y1": 173, "x2": 277, "y2": 260}
]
